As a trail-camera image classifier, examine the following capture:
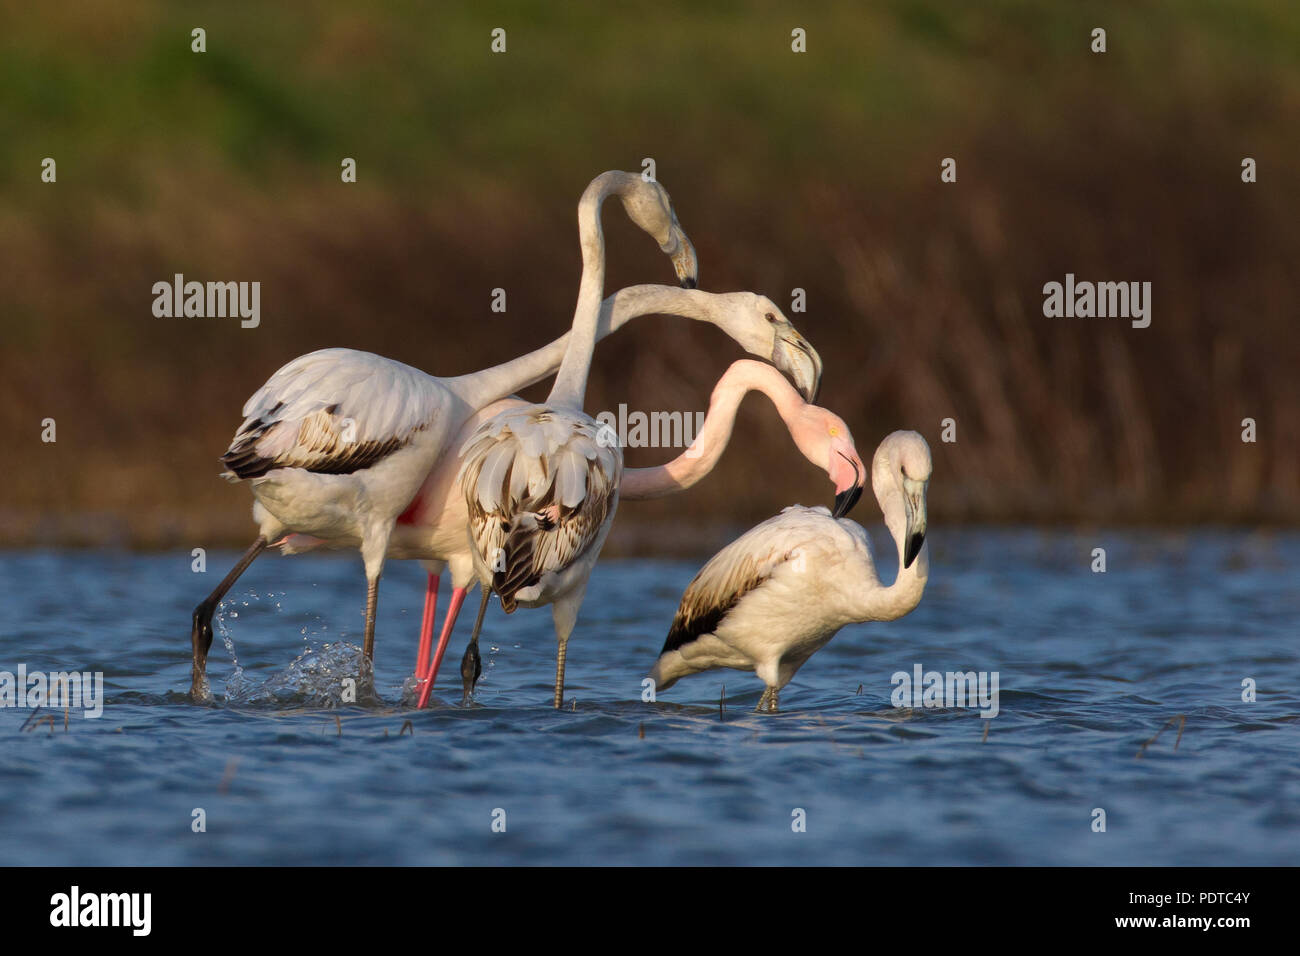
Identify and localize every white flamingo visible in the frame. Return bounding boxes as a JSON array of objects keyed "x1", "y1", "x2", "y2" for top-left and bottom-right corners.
[
  {"x1": 188, "y1": 171, "x2": 699, "y2": 701},
  {"x1": 409, "y1": 357, "x2": 864, "y2": 706},
  {"x1": 648, "y1": 430, "x2": 932, "y2": 713},
  {"x1": 451, "y1": 171, "x2": 706, "y2": 709}
]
